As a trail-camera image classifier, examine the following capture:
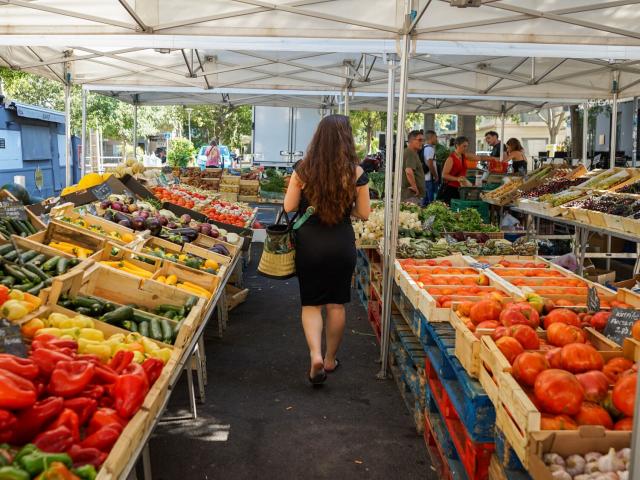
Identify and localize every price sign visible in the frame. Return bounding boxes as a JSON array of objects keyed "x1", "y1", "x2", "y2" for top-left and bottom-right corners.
[
  {"x1": 34, "y1": 167, "x2": 44, "y2": 191},
  {"x1": 587, "y1": 286, "x2": 601, "y2": 313},
  {"x1": 91, "y1": 182, "x2": 113, "y2": 201},
  {"x1": 0, "y1": 319, "x2": 28, "y2": 357},
  {"x1": 470, "y1": 262, "x2": 492, "y2": 270},
  {"x1": 0, "y1": 201, "x2": 27, "y2": 221},
  {"x1": 603, "y1": 308, "x2": 640, "y2": 345},
  {"x1": 422, "y1": 215, "x2": 436, "y2": 231}
]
